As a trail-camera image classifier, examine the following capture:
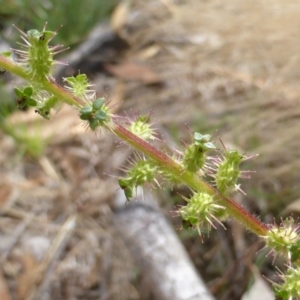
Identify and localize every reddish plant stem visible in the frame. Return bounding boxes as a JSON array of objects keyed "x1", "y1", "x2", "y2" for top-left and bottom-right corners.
[
  {"x1": 42, "y1": 79, "x2": 85, "y2": 107},
  {"x1": 0, "y1": 54, "x2": 268, "y2": 236},
  {"x1": 113, "y1": 122, "x2": 269, "y2": 237}
]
